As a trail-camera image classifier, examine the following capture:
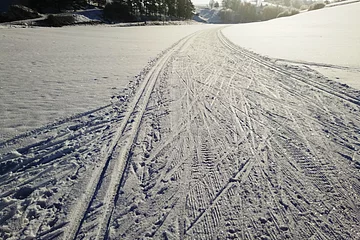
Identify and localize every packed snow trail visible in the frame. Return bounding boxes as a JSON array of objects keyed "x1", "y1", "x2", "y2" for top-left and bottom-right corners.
[{"x1": 1, "y1": 27, "x2": 360, "y2": 240}]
